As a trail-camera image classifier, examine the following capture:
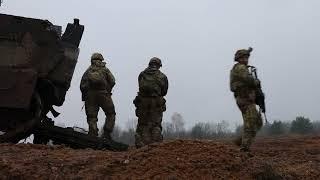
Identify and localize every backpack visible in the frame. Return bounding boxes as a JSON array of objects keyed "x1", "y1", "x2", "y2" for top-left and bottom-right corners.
[
  {"x1": 87, "y1": 67, "x2": 106, "y2": 88},
  {"x1": 139, "y1": 72, "x2": 161, "y2": 96}
]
